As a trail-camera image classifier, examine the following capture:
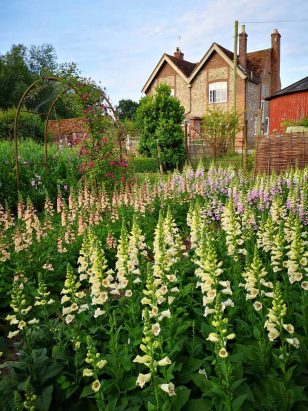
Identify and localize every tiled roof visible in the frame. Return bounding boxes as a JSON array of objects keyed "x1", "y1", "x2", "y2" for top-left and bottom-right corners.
[
  {"x1": 246, "y1": 48, "x2": 271, "y2": 77},
  {"x1": 266, "y1": 76, "x2": 308, "y2": 100},
  {"x1": 166, "y1": 54, "x2": 198, "y2": 77},
  {"x1": 215, "y1": 43, "x2": 235, "y2": 61},
  {"x1": 215, "y1": 44, "x2": 271, "y2": 80},
  {"x1": 48, "y1": 118, "x2": 88, "y2": 136}
]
